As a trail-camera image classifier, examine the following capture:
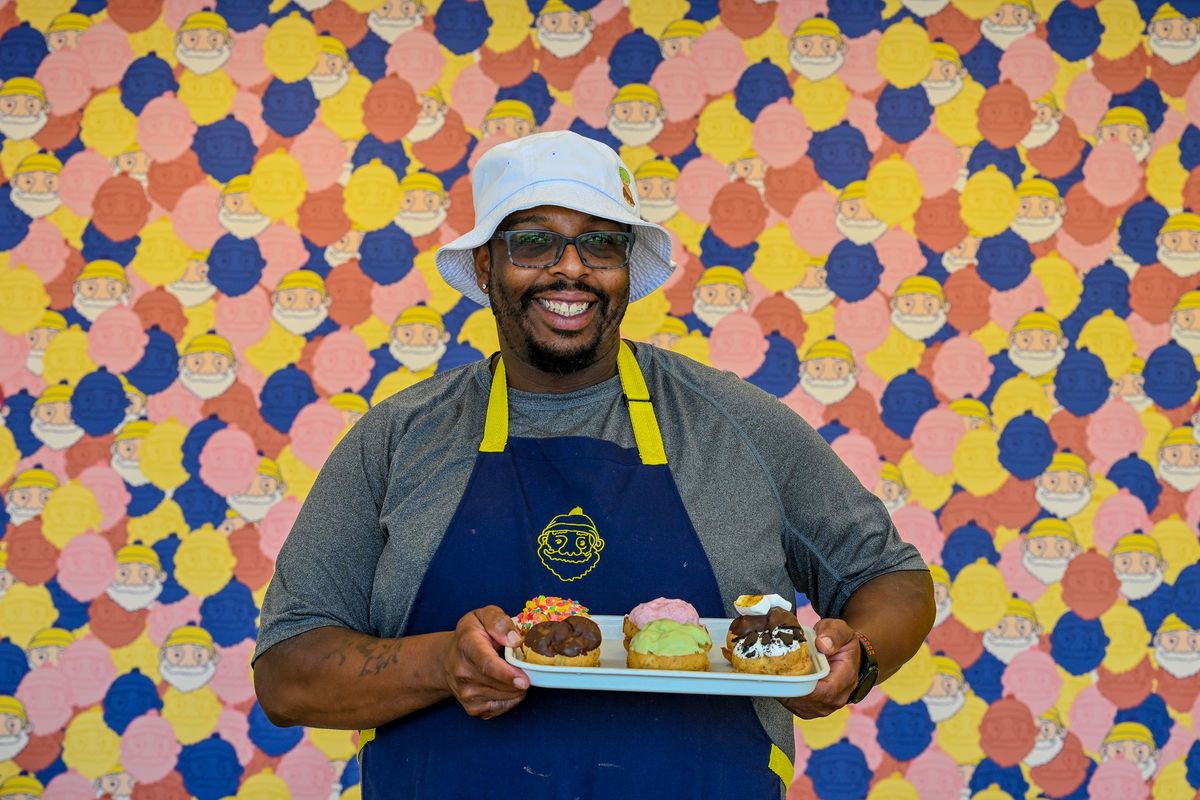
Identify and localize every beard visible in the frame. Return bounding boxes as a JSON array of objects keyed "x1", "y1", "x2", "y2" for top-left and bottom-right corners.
[
  {"x1": 1102, "y1": 753, "x2": 1157, "y2": 781},
  {"x1": 395, "y1": 206, "x2": 448, "y2": 237},
  {"x1": 0, "y1": 729, "x2": 29, "y2": 762},
  {"x1": 175, "y1": 44, "x2": 232, "y2": 75},
  {"x1": 407, "y1": 112, "x2": 446, "y2": 142},
  {"x1": 1008, "y1": 345, "x2": 1065, "y2": 378},
  {"x1": 692, "y1": 299, "x2": 748, "y2": 329},
  {"x1": 111, "y1": 454, "x2": 150, "y2": 486},
  {"x1": 74, "y1": 293, "x2": 127, "y2": 323},
  {"x1": 1156, "y1": 647, "x2": 1200, "y2": 679},
  {"x1": 922, "y1": 75, "x2": 964, "y2": 106},
  {"x1": 607, "y1": 117, "x2": 664, "y2": 148},
  {"x1": 901, "y1": 0, "x2": 950, "y2": 15},
  {"x1": 25, "y1": 349, "x2": 44, "y2": 375},
  {"x1": 790, "y1": 50, "x2": 845, "y2": 82},
  {"x1": 1133, "y1": 139, "x2": 1151, "y2": 163},
  {"x1": 785, "y1": 285, "x2": 835, "y2": 314},
  {"x1": 106, "y1": 581, "x2": 163, "y2": 612},
  {"x1": 1011, "y1": 214, "x2": 1063, "y2": 244},
  {"x1": 537, "y1": 27, "x2": 593, "y2": 59},
  {"x1": 933, "y1": 598, "x2": 951, "y2": 627},
  {"x1": 980, "y1": 18, "x2": 1035, "y2": 50},
  {"x1": 639, "y1": 198, "x2": 678, "y2": 224},
  {"x1": 308, "y1": 70, "x2": 350, "y2": 100},
  {"x1": 32, "y1": 417, "x2": 85, "y2": 450},
  {"x1": 165, "y1": 279, "x2": 217, "y2": 307},
  {"x1": 891, "y1": 309, "x2": 947, "y2": 341},
  {"x1": 491, "y1": 277, "x2": 623, "y2": 376},
  {"x1": 1159, "y1": 459, "x2": 1200, "y2": 491},
  {"x1": 5, "y1": 502, "x2": 40, "y2": 525},
  {"x1": 942, "y1": 251, "x2": 973, "y2": 272},
  {"x1": 10, "y1": 189, "x2": 60, "y2": 218},
  {"x1": 324, "y1": 245, "x2": 357, "y2": 266},
  {"x1": 273, "y1": 304, "x2": 329, "y2": 336},
  {"x1": 835, "y1": 215, "x2": 889, "y2": 245},
  {"x1": 368, "y1": 11, "x2": 422, "y2": 44},
  {"x1": 0, "y1": 111, "x2": 48, "y2": 141},
  {"x1": 1171, "y1": 323, "x2": 1200, "y2": 355},
  {"x1": 294, "y1": 0, "x2": 332, "y2": 8},
  {"x1": 160, "y1": 659, "x2": 218, "y2": 693},
  {"x1": 800, "y1": 372, "x2": 856, "y2": 405},
  {"x1": 881, "y1": 494, "x2": 906, "y2": 514},
  {"x1": 1149, "y1": 35, "x2": 1200, "y2": 65},
  {"x1": 1036, "y1": 485, "x2": 1092, "y2": 518},
  {"x1": 1022, "y1": 549, "x2": 1071, "y2": 584},
  {"x1": 1157, "y1": 246, "x2": 1200, "y2": 277},
  {"x1": 922, "y1": 689, "x2": 966, "y2": 722},
  {"x1": 228, "y1": 489, "x2": 284, "y2": 523},
  {"x1": 179, "y1": 367, "x2": 237, "y2": 400},
  {"x1": 1116, "y1": 568, "x2": 1164, "y2": 600},
  {"x1": 982, "y1": 630, "x2": 1038, "y2": 664},
  {"x1": 1024, "y1": 735, "x2": 1065, "y2": 767},
  {"x1": 1021, "y1": 119, "x2": 1061, "y2": 149},
  {"x1": 388, "y1": 339, "x2": 447, "y2": 372},
  {"x1": 217, "y1": 207, "x2": 271, "y2": 240}
]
